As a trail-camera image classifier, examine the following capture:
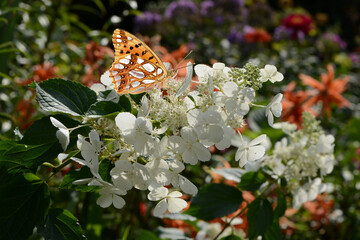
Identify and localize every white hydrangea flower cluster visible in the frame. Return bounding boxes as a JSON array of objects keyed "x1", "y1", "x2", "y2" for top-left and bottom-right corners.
[
  {"x1": 70, "y1": 63, "x2": 284, "y2": 216},
  {"x1": 263, "y1": 112, "x2": 335, "y2": 209}
]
